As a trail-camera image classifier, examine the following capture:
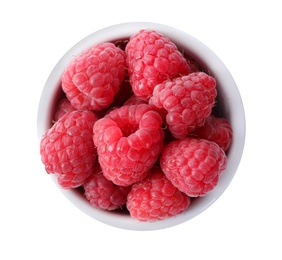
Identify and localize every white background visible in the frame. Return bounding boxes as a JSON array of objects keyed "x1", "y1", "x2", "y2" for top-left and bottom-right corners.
[{"x1": 1, "y1": 0, "x2": 281, "y2": 259}]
